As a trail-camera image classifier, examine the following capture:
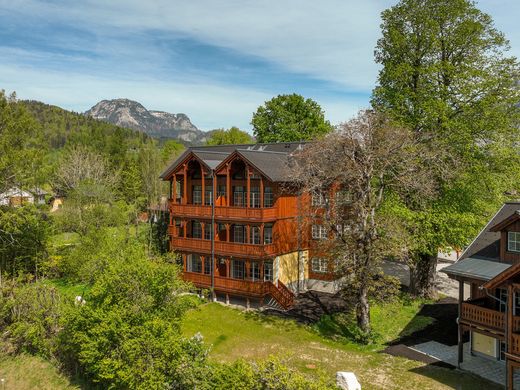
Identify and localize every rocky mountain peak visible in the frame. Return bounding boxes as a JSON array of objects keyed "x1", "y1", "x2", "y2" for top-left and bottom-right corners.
[{"x1": 85, "y1": 99, "x2": 209, "y2": 144}]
